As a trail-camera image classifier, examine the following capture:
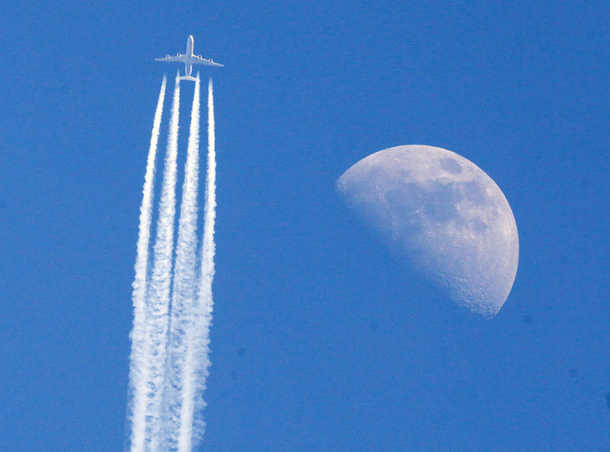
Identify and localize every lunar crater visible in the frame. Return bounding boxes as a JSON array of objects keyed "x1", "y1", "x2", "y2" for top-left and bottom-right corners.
[{"x1": 440, "y1": 157, "x2": 463, "y2": 174}]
